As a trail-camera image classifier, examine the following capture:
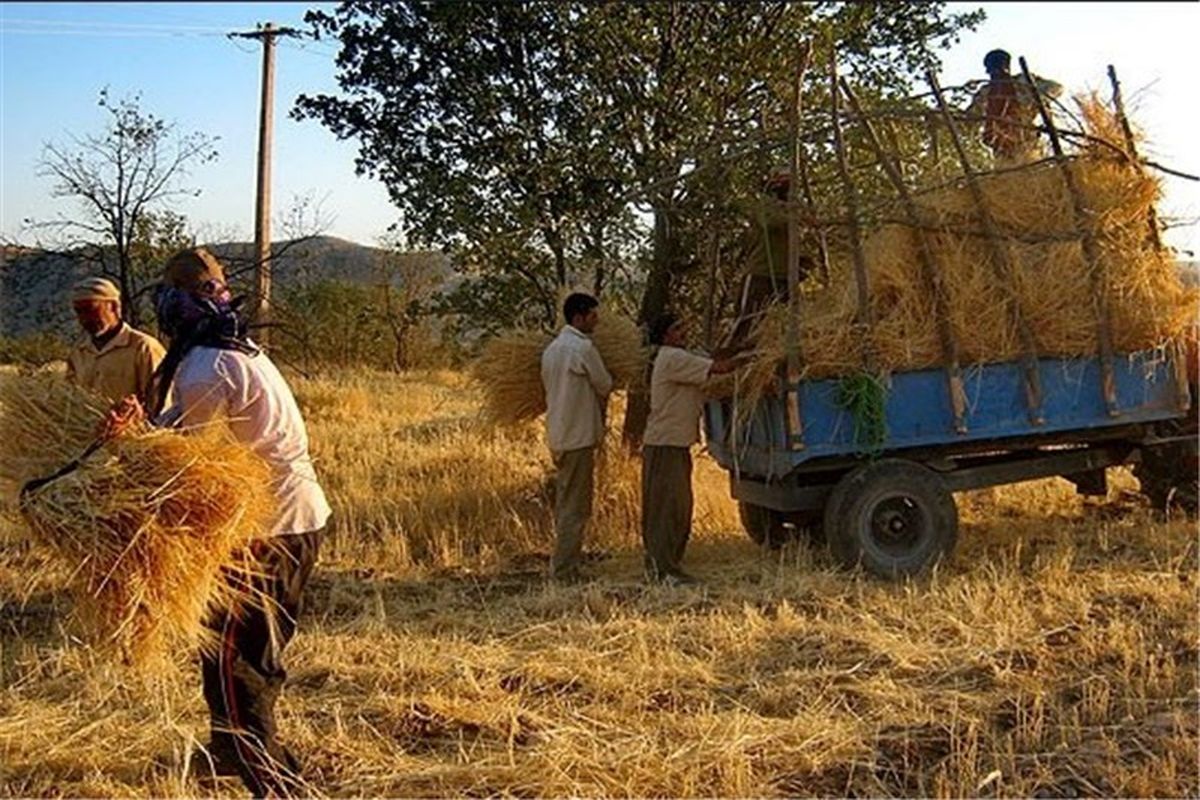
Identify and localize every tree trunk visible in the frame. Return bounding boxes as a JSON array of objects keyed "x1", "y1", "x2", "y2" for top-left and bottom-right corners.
[{"x1": 622, "y1": 202, "x2": 676, "y2": 447}]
